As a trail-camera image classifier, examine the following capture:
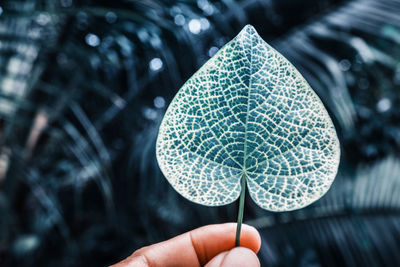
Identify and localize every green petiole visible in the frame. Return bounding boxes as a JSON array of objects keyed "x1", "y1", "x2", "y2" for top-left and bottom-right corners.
[{"x1": 235, "y1": 173, "x2": 246, "y2": 247}]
